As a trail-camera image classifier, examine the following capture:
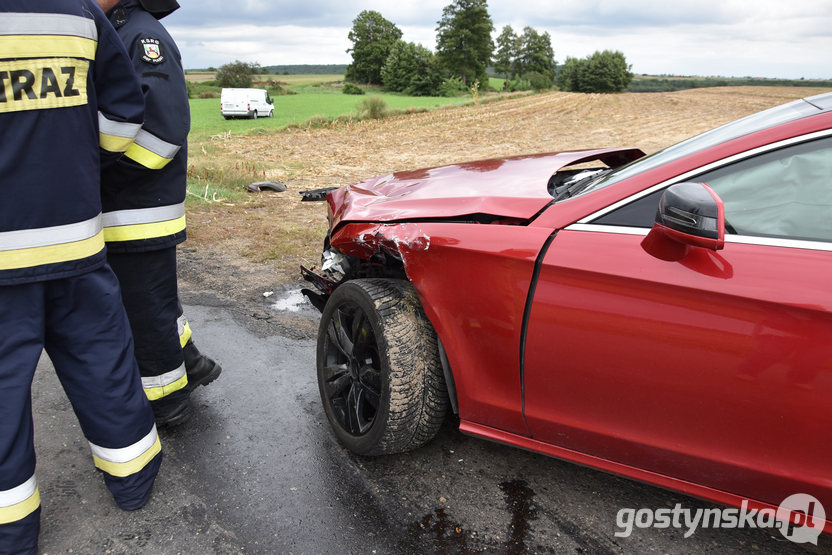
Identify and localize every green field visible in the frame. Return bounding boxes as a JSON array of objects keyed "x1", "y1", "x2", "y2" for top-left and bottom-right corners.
[{"x1": 189, "y1": 90, "x2": 464, "y2": 138}]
